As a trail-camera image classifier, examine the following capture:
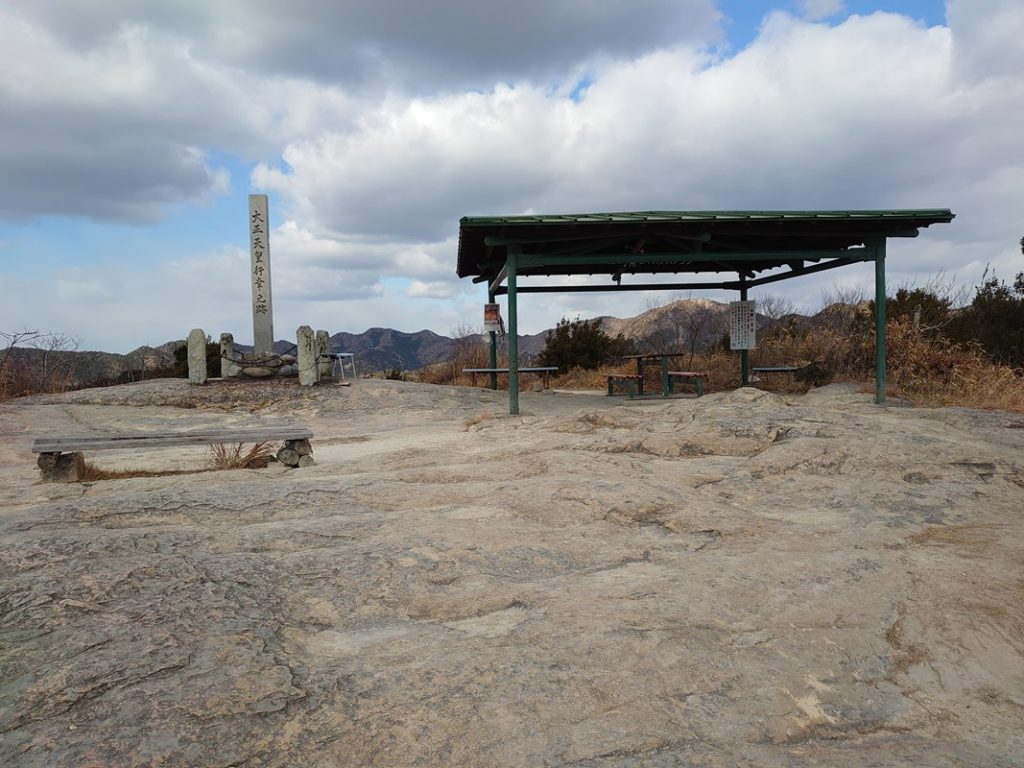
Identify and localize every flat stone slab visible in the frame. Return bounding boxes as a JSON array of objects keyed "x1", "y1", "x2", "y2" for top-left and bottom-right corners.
[{"x1": 1, "y1": 379, "x2": 1022, "y2": 766}]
